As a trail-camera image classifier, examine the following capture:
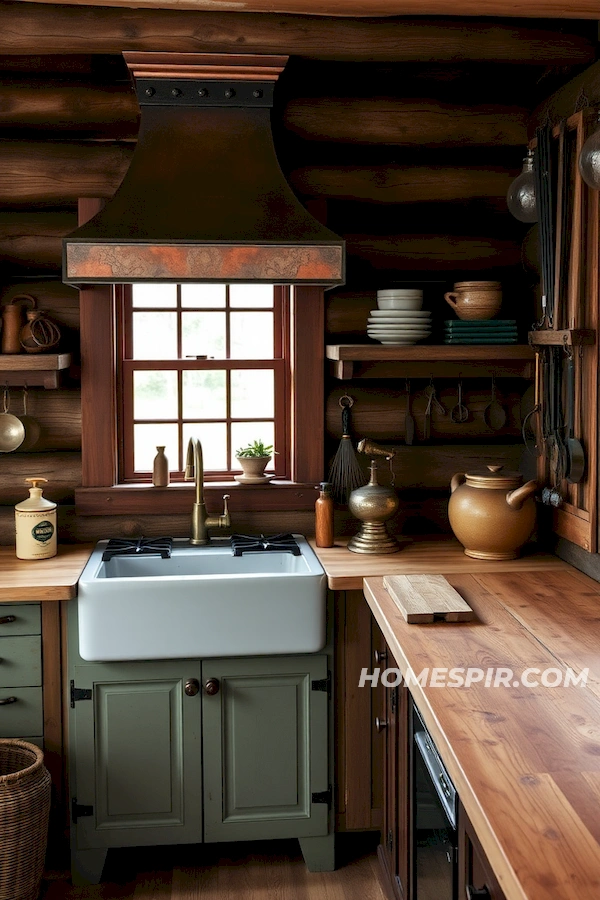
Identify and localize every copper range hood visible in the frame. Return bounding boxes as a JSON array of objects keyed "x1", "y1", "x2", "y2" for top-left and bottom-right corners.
[{"x1": 63, "y1": 53, "x2": 344, "y2": 286}]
